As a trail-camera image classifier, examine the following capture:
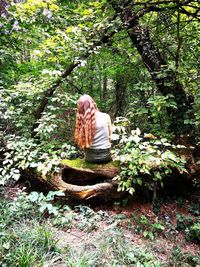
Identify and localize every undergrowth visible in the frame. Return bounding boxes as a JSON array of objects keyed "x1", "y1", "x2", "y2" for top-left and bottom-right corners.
[{"x1": 0, "y1": 189, "x2": 199, "y2": 266}]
